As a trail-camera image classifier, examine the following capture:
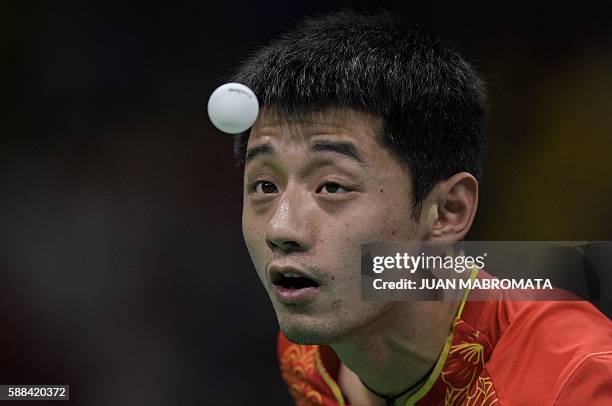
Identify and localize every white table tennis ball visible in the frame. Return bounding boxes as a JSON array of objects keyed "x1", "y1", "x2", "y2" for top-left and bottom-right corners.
[{"x1": 207, "y1": 82, "x2": 259, "y2": 134}]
